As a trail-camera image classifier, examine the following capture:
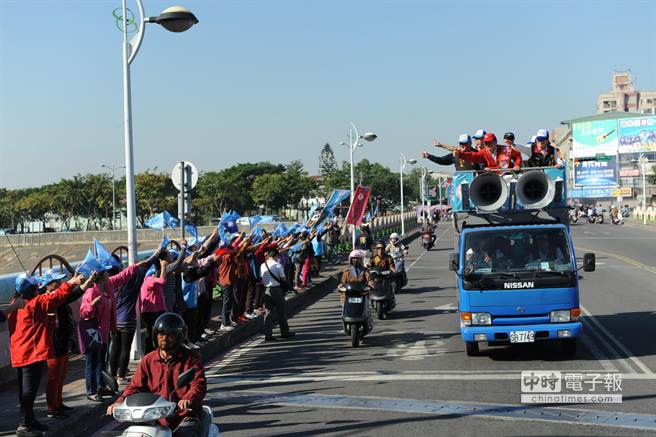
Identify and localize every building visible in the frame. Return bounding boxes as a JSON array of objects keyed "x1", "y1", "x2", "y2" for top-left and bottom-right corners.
[
  {"x1": 561, "y1": 112, "x2": 656, "y2": 204},
  {"x1": 597, "y1": 71, "x2": 656, "y2": 115}
]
